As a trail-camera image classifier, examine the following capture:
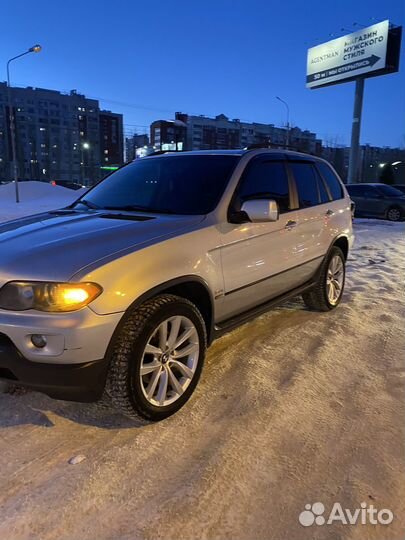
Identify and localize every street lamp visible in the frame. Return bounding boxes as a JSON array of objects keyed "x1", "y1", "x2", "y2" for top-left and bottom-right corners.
[
  {"x1": 81, "y1": 142, "x2": 90, "y2": 184},
  {"x1": 276, "y1": 96, "x2": 290, "y2": 147},
  {"x1": 6, "y1": 44, "x2": 42, "y2": 203}
]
